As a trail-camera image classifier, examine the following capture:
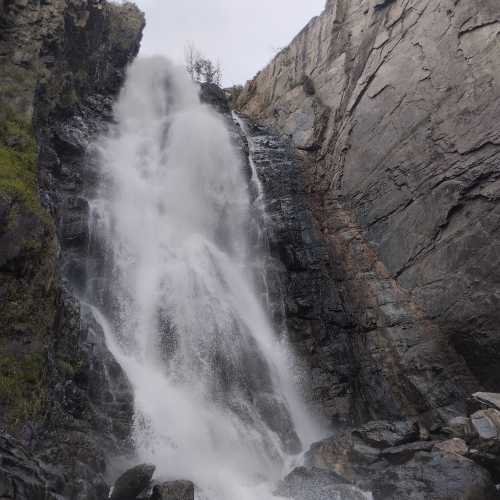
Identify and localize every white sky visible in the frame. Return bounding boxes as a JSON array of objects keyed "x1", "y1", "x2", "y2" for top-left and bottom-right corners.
[{"x1": 131, "y1": 0, "x2": 326, "y2": 86}]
